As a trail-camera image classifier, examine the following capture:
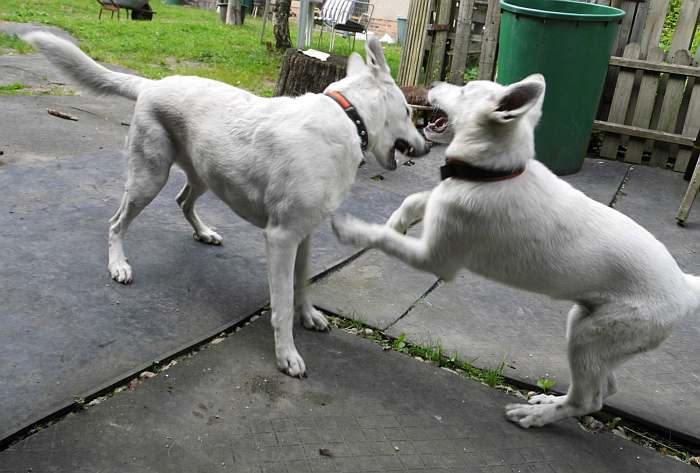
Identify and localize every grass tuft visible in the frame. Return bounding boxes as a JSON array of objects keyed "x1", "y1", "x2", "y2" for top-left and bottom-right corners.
[
  {"x1": 331, "y1": 314, "x2": 508, "y2": 389},
  {"x1": 0, "y1": 33, "x2": 34, "y2": 53}
]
